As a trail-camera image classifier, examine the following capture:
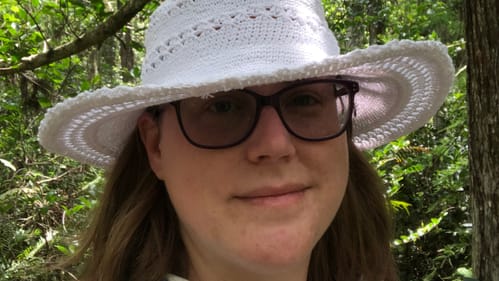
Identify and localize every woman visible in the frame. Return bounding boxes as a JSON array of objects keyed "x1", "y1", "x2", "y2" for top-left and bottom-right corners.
[{"x1": 38, "y1": 0, "x2": 455, "y2": 280}]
